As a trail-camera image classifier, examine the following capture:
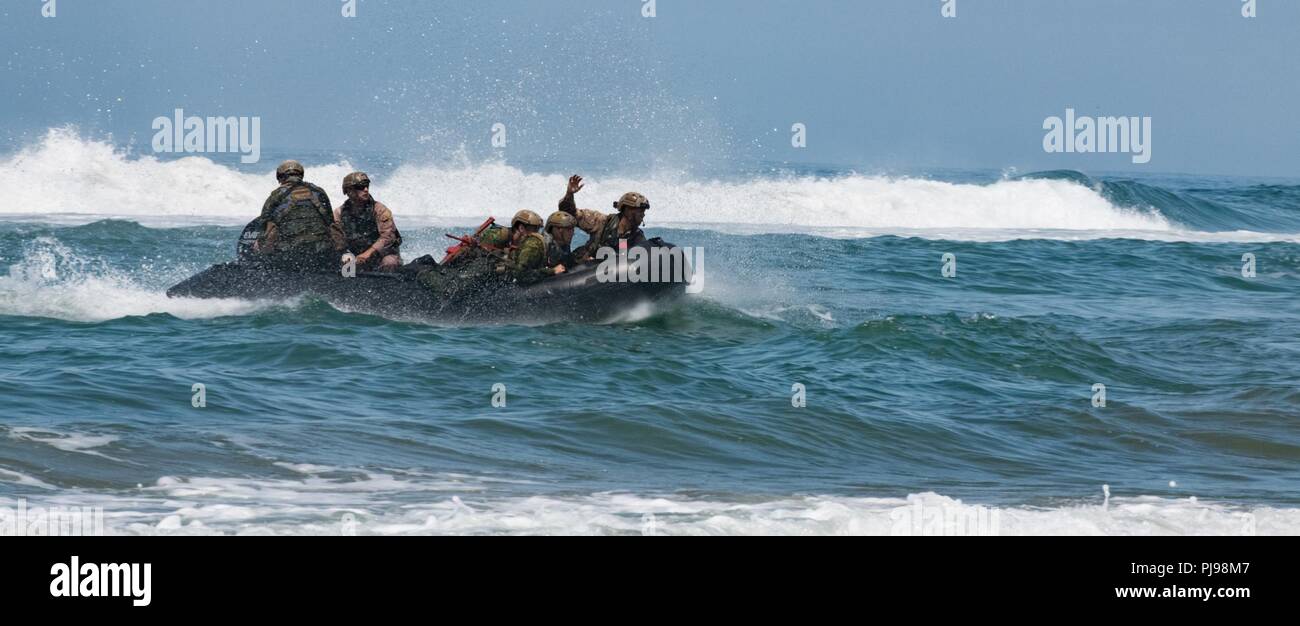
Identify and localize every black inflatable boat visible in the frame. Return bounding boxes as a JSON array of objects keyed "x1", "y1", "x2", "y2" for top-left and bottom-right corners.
[{"x1": 166, "y1": 238, "x2": 693, "y2": 324}]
